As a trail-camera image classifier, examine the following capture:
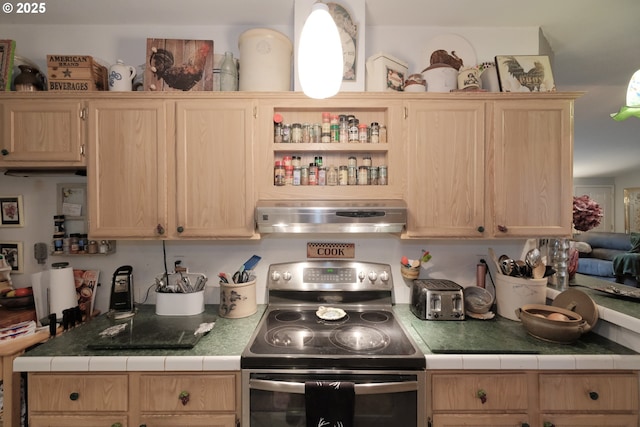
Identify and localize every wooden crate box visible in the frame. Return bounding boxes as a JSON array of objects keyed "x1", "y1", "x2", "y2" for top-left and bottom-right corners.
[{"x1": 46, "y1": 55, "x2": 108, "y2": 91}]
